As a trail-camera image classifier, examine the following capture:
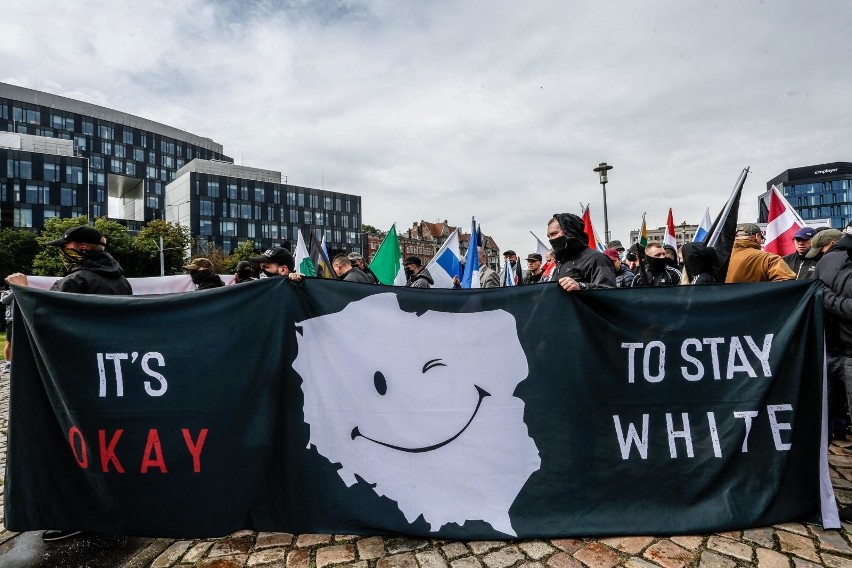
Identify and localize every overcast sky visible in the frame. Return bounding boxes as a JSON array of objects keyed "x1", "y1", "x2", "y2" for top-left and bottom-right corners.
[{"x1": 3, "y1": 0, "x2": 850, "y2": 252}]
